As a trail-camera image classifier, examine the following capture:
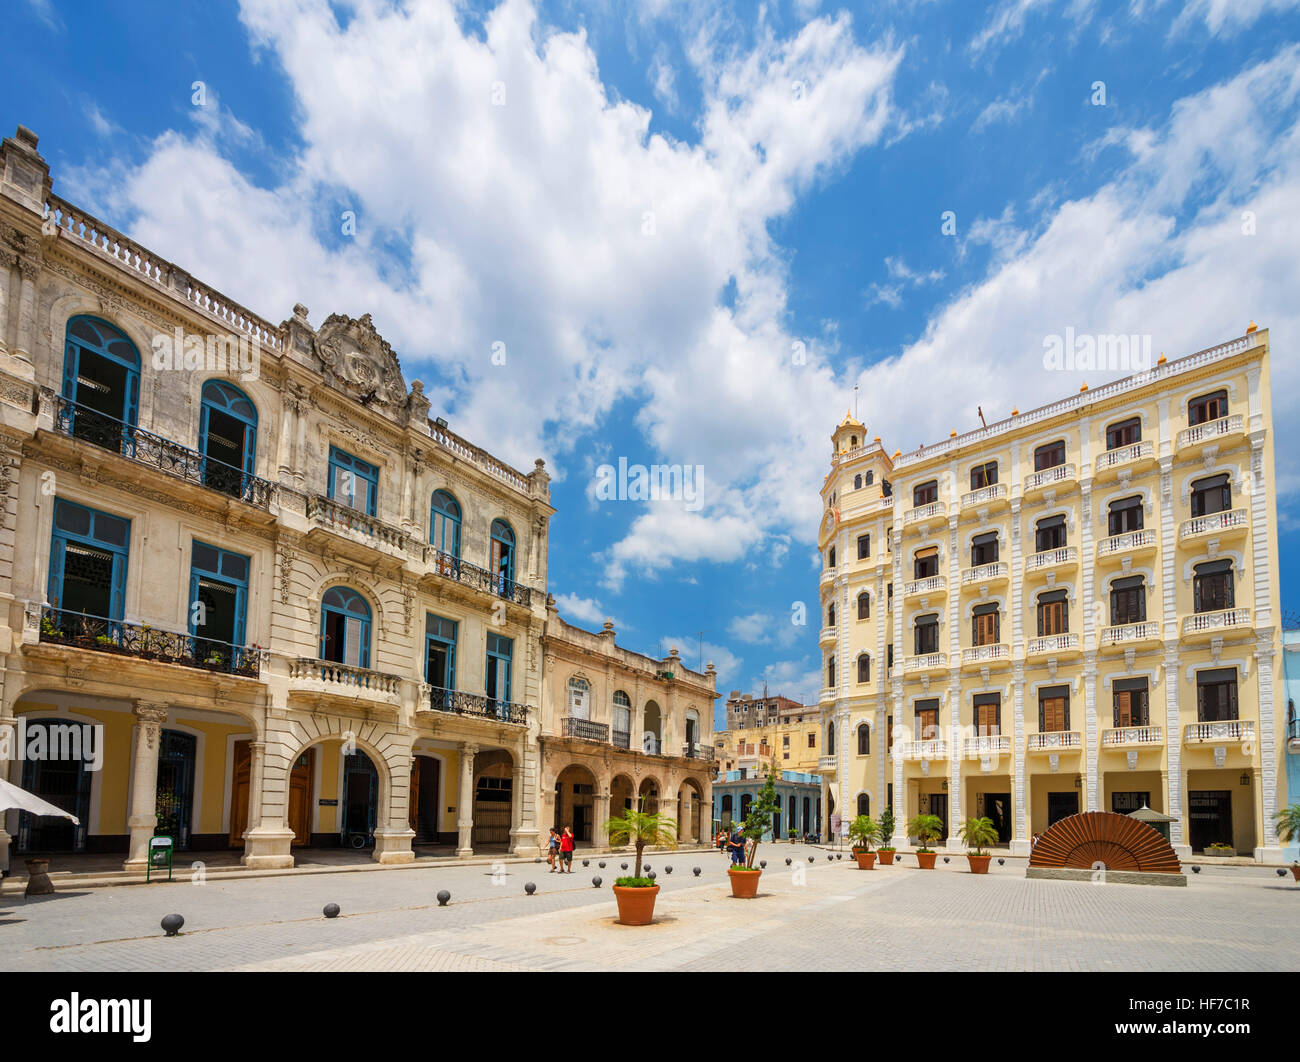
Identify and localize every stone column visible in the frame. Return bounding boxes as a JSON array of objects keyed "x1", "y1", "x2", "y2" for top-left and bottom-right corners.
[
  {"x1": 0, "y1": 253, "x2": 13, "y2": 356},
  {"x1": 456, "y1": 742, "x2": 477, "y2": 858},
  {"x1": 13, "y1": 259, "x2": 37, "y2": 365},
  {"x1": 0, "y1": 716, "x2": 14, "y2": 876},
  {"x1": 123, "y1": 702, "x2": 169, "y2": 871},
  {"x1": 373, "y1": 748, "x2": 416, "y2": 865},
  {"x1": 593, "y1": 788, "x2": 611, "y2": 851},
  {"x1": 242, "y1": 741, "x2": 295, "y2": 869}
]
